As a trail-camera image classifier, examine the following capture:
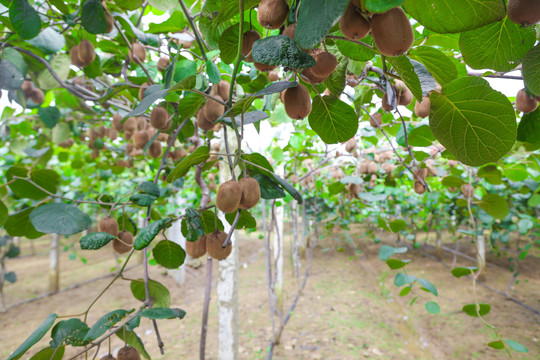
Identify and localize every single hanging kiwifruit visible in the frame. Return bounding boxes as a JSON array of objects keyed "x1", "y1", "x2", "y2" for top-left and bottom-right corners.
[
  {"x1": 268, "y1": 71, "x2": 279, "y2": 81},
  {"x1": 242, "y1": 30, "x2": 261, "y2": 62},
  {"x1": 123, "y1": 117, "x2": 137, "y2": 132},
  {"x1": 214, "y1": 80, "x2": 230, "y2": 102},
  {"x1": 138, "y1": 82, "x2": 149, "y2": 101},
  {"x1": 282, "y1": 23, "x2": 296, "y2": 40},
  {"x1": 369, "y1": 113, "x2": 383, "y2": 128},
  {"x1": 104, "y1": 11, "x2": 114, "y2": 33},
  {"x1": 21, "y1": 80, "x2": 34, "y2": 97},
  {"x1": 148, "y1": 141, "x2": 162, "y2": 158},
  {"x1": 78, "y1": 40, "x2": 96, "y2": 65},
  {"x1": 414, "y1": 96, "x2": 431, "y2": 118},
  {"x1": 371, "y1": 7, "x2": 414, "y2": 57},
  {"x1": 414, "y1": 181, "x2": 426, "y2": 194},
  {"x1": 69, "y1": 45, "x2": 86, "y2": 67},
  {"x1": 310, "y1": 51, "x2": 338, "y2": 79},
  {"x1": 150, "y1": 106, "x2": 169, "y2": 130},
  {"x1": 113, "y1": 231, "x2": 133, "y2": 254},
  {"x1": 340, "y1": 2, "x2": 371, "y2": 40},
  {"x1": 282, "y1": 84, "x2": 312, "y2": 119},
  {"x1": 99, "y1": 217, "x2": 119, "y2": 236},
  {"x1": 197, "y1": 107, "x2": 215, "y2": 131},
  {"x1": 129, "y1": 42, "x2": 146, "y2": 63},
  {"x1": 507, "y1": 0, "x2": 540, "y2": 26},
  {"x1": 345, "y1": 138, "x2": 357, "y2": 153},
  {"x1": 238, "y1": 177, "x2": 261, "y2": 210},
  {"x1": 133, "y1": 130, "x2": 150, "y2": 149},
  {"x1": 204, "y1": 95, "x2": 225, "y2": 122},
  {"x1": 515, "y1": 88, "x2": 538, "y2": 113},
  {"x1": 117, "y1": 345, "x2": 141, "y2": 360},
  {"x1": 112, "y1": 114, "x2": 123, "y2": 131},
  {"x1": 394, "y1": 80, "x2": 413, "y2": 106},
  {"x1": 206, "y1": 231, "x2": 232, "y2": 260},
  {"x1": 29, "y1": 88, "x2": 44, "y2": 104},
  {"x1": 216, "y1": 180, "x2": 242, "y2": 213},
  {"x1": 186, "y1": 235, "x2": 207, "y2": 258},
  {"x1": 257, "y1": 0, "x2": 289, "y2": 30},
  {"x1": 157, "y1": 56, "x2": 170, "y2": 71}
]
